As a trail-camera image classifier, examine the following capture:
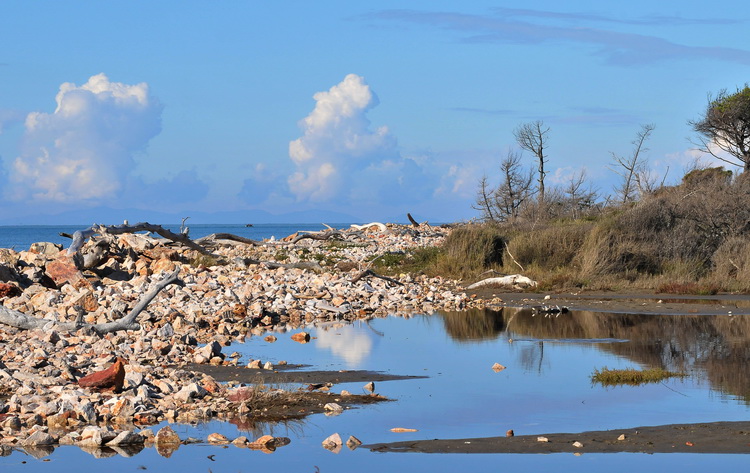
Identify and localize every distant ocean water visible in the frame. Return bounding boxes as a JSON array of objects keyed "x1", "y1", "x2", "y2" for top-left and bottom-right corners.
[{"x1": 0, "y1": 223, "x2": 350, "y2": 251}]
